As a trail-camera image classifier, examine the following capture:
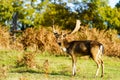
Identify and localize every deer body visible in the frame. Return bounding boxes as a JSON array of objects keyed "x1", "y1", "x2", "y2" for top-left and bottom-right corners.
[
  {"x1": 63, "y1": 40, "x2": 103, "y2": 55},
  {"x1": 53, "y1": 20, "x2": 104, "y2": 77},
  {"x1": 58, "y1": 39, "x2": 104, "y2": 77}
]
